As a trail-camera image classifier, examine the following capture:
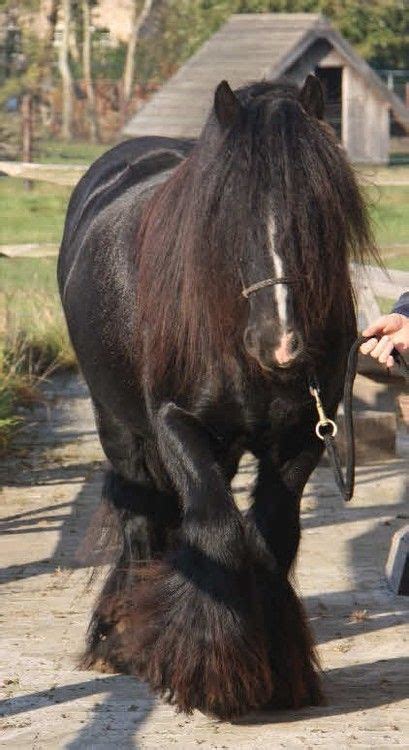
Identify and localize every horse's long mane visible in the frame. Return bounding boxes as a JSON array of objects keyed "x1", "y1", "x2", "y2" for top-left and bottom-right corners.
[{"x1": 134, "y1": 80, "x2": 378, "y2": 389}]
